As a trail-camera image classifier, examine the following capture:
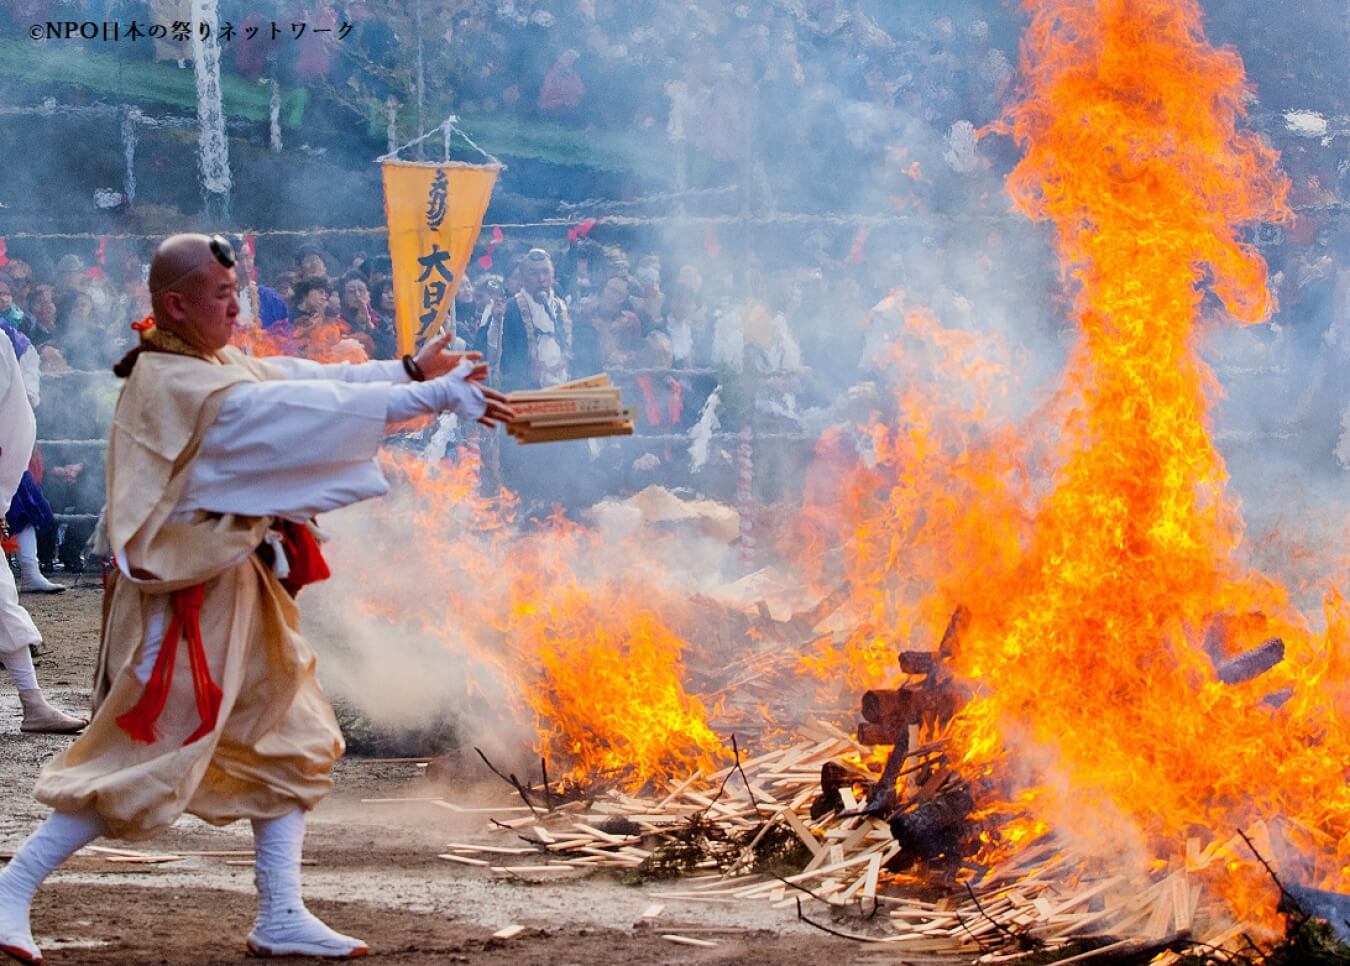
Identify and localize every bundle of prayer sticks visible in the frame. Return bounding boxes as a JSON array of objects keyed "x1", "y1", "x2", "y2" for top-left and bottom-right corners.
[{"x1": 505, "y1": 374, "x2": 635, "y2": 444}]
